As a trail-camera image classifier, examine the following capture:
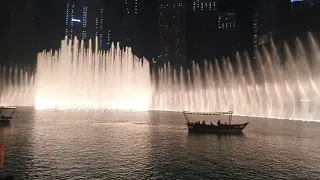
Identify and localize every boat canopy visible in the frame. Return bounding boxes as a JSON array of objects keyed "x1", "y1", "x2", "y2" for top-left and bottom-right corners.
[
  {"x1": 0, "y1": 106, "x2": 17, "y2": 110},
  {"x1": 0, "y1": 106, "x2": 17, "y2": 117},
  {"x1": 183, "y1": 111, "x2": 233, "y2": 116}
]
